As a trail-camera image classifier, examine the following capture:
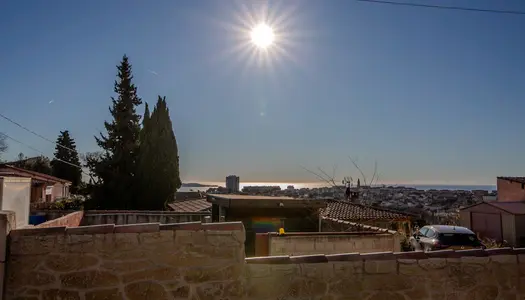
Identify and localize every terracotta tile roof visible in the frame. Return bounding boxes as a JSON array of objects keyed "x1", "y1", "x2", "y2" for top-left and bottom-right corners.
[
  {"x1": 168, "y1": 199, "x2": 211, "y2": 213},
  {"x1": 498, "y1": 177, "x2": 525, "y2": 184},
  {"x1": 320, "y1": 200, "x2": 411, "y2": 222}
]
